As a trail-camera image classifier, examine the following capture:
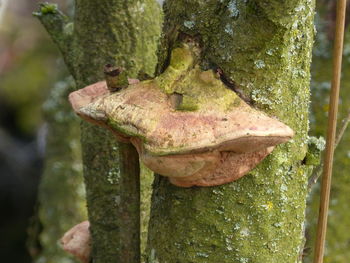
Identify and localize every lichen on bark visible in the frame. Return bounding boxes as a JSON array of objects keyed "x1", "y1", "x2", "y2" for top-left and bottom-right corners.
[
  {"x1": 36, "y1": 77, "x2": 87, "y2": 263},
  {"x1": 74, "y1": 1, "x2": 161, "y2": 262},
  {"x1": 147, "y1": 0, "x2": 315, "y2": 262},
  {"x1": 36, "y1": 1, "x2": 162, "y2": 262}
]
